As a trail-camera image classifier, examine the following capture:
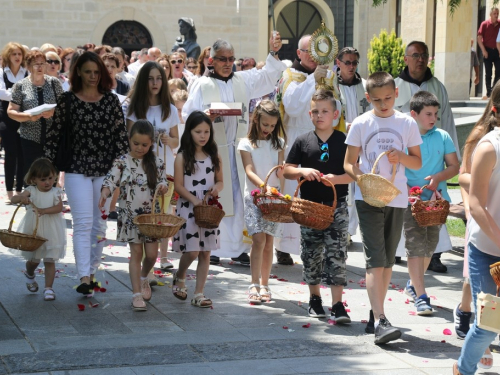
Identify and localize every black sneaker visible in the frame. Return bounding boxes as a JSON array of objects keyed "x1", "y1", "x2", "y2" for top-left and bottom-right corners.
[
  {"x1": 231, "y1": 252, "x2": 250, "y2": 265},
  {"x1": 427, "y1": 257, "x2": 447, "y2": 273},
  {"x1": 365, "y1": 309, "x2": 375, "y2": 334},
  {"x1": 374, "y1": 315, "x2": 402, "y2": 345},
  {"x1": 454, "y1": 303, "x2": 472, "y2": 339},
  {"x1": 108, "y1": 211, "x2": 118, "y2": 220},
  {"x1": 395, "y1": 256, "x2": 402, "y2": 264},
  {"x1": 209, "y1": 255, "x2": 220, "y2": 265},
  {"x1": 308, "y1": 294, "x2": 326, "y2": 318},
  {"x1": 331, "y1": 301, "x2": 351, "y2": 324},
  {"x1": 275, "y1": 250, "x2": 294, "y2": 265}
]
